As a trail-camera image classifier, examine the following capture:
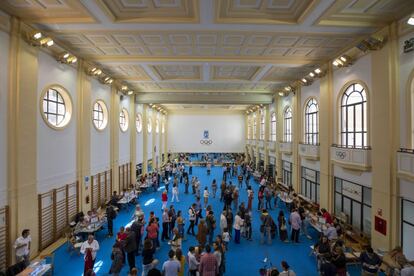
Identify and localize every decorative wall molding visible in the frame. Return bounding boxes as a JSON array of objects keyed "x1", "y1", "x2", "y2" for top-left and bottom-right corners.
[
  {"x1": 279, "y1": 142, "x2": 292, "y2": 154},
  {"x1": 397, "y1": 150, "x2": 414, "y2": 181},
  {"x1": 299, "y1": 143, "x2": 320, "y2": 160},
  {"x1": 331, "y1": 145, "x2": 371, "y2": 171}
]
